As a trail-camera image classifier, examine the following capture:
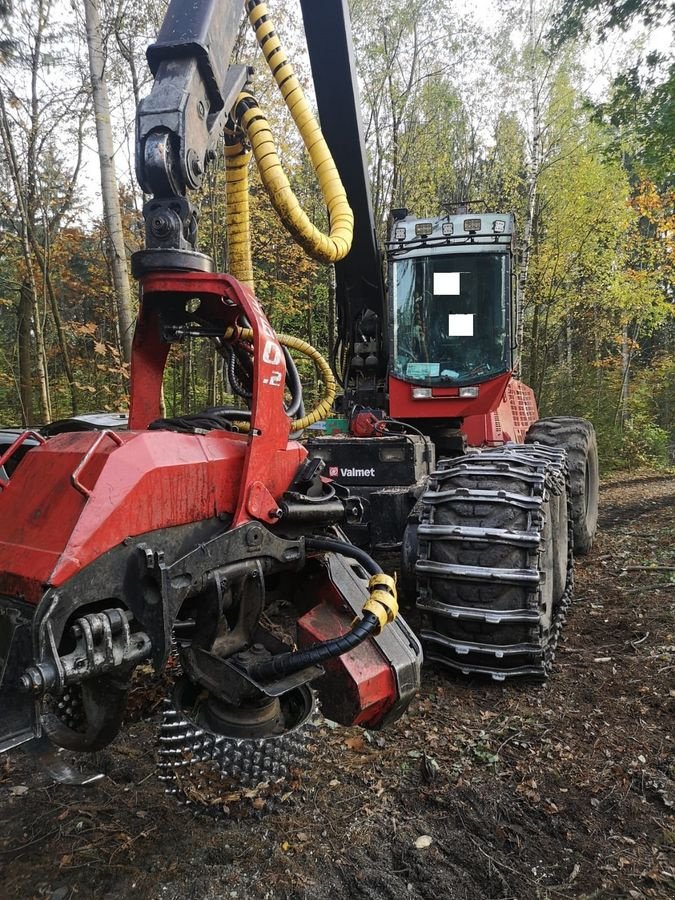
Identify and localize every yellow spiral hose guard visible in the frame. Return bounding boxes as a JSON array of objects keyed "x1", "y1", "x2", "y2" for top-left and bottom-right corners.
[
  {"x1": 222, "y1": 327, "x2": 336, "y2": 433},
  {"x1": 225, "y1": 0, "x2": 354, "y2": 268},
  {"x1": 222, "y1": 1, "x2": 351, "y2": 435}
]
